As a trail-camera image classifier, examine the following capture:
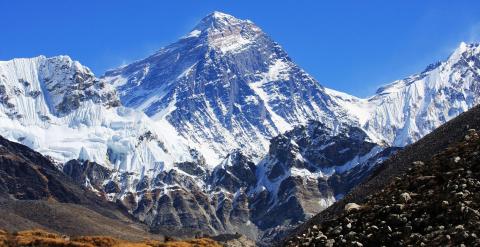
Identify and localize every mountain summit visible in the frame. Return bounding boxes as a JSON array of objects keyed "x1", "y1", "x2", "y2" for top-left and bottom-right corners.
[
  {"x1": 104, "y1": 12, "x2": 346, "y2": 164},
  {"x1": 192, "y1": 11, "x2": 253, "y2": 32},
  {"x1": 105, "y1": 13, "x2": 480, "y2": 166},
  {"x1": 187, "y1": 11, "x2": 263, "y2": 54}
]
